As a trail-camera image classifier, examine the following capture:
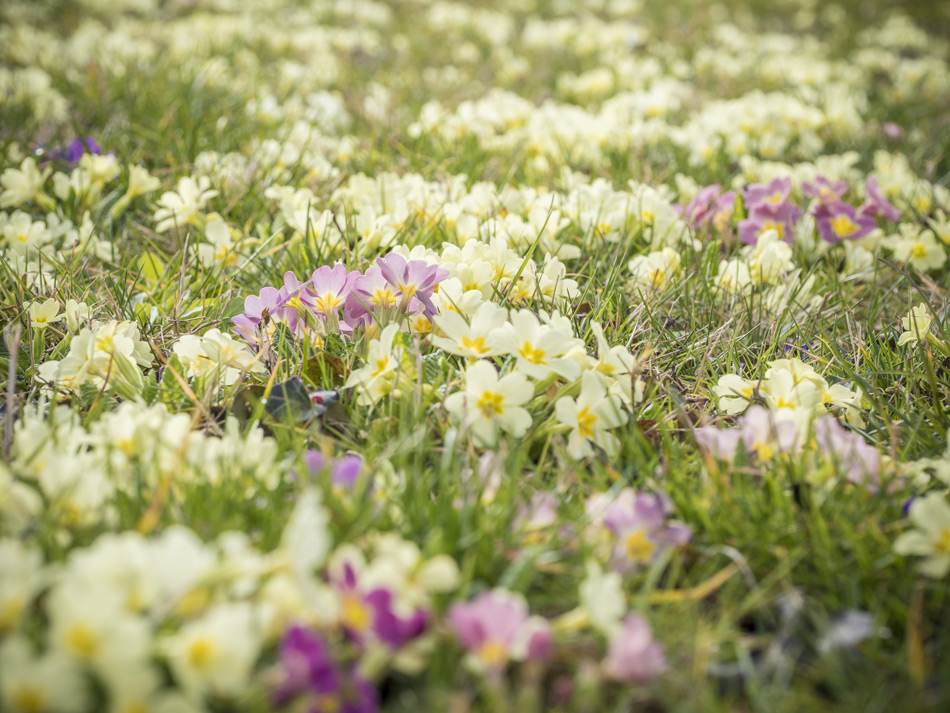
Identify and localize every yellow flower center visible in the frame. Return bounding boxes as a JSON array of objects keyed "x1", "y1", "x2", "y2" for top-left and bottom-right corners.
[
  {"x1": 0, "y1": 597, "x2": 25, "y2": 631},
  {"x1": 936, "y1": 528, "x2": 950, "y2": 555},
  {"x1": 830, "y1": 214, "x2": 859, "y2": 238},
  {"x1": 760, "y1": 221, "x2": 785, "y2": 238},
  {"x1": 911, "y1": 243, "x2": 927, "y2": 258},
  {"x1": 476, "y1": 390, "x2": 505, "y2": 417},
  {"x1": 12, "y1": 686, "x2": 47, "y2": 713},
  {"x1": 341, "y1": 593, "x2": 371, "y2": 631},
  {"x1": 67, "y1": 623, "x2": 99, "y2": 660},
  {"x1": 371, "y1": 287, "x2": 397, "y2": 308},
  {"x1": 187, "y1": 637, "x2": 216, "y2": 671},
  {"x1": 767, "y1": 192, "x2": 784, "y2": 204},
  {"x1": 461, "y1": 335, "x2": 489, "y2": 355},
  {"x1": 478, "y1": 640, "x2": 509, "y2": 666},
  {"x1": 314, "y1": 694, "x2": 342, "y2": 713},
  {"x1": 519, "y1": 341, "x2": 546, "y2": 365},
  {"x1": 369, "y1": 358, "x2": 390, "y2": 378},
  {"x1": 576, "y1": 406, "x2": 598, "y2": 439},
  {"x1": 313, "y1": 293, "x2": 342, "y2": 314},
  {"x1": 623, "y1": 529, "x2": 655, "y2": 563}
]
